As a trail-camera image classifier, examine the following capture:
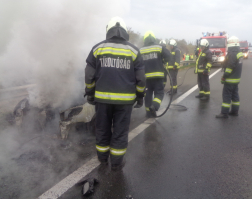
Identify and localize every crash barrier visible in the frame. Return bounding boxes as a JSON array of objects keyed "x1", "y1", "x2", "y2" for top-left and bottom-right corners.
[
  {"x1": 180, "y1": 60, "x2": 196, "y2": 67},
  {"x1": 0, "y1": 84, "x2": 36, "y2": 101}
]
